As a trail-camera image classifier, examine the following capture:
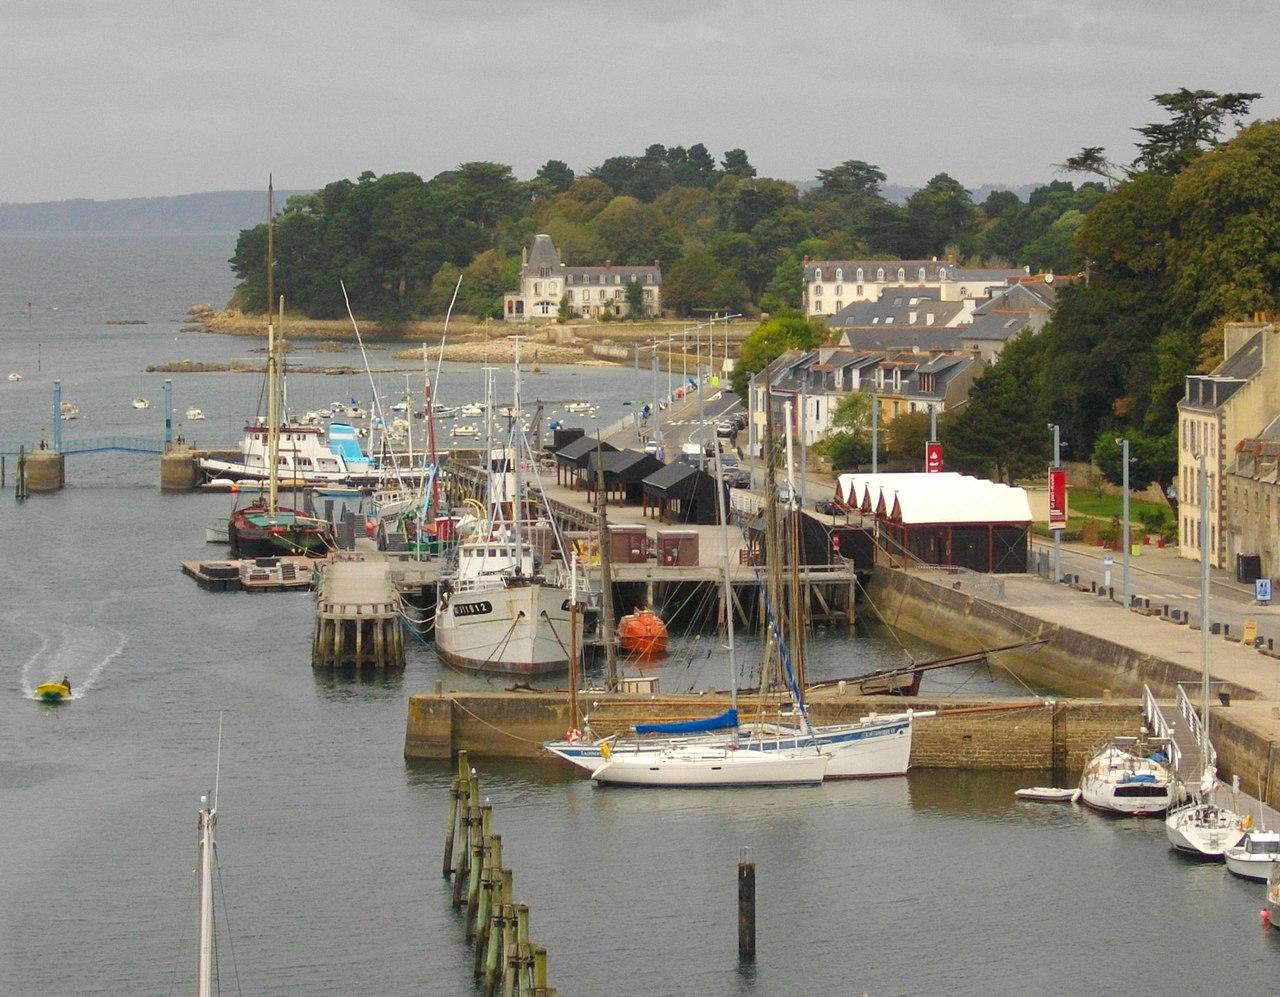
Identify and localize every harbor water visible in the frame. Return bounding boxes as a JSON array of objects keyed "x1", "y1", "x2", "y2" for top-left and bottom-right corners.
[{"x1": 2, "y1": 234, "x2": 1278, "y2": 994}]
